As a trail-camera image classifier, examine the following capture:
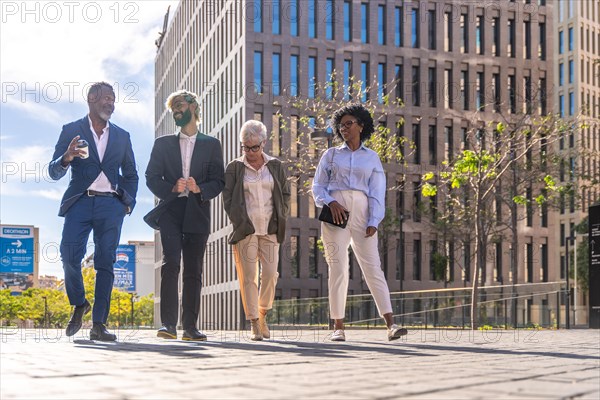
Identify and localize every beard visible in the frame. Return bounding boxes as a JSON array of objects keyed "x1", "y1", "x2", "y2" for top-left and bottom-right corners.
[{"x1": 174, "y1": 108, "x2": 192, "y2": 127}]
